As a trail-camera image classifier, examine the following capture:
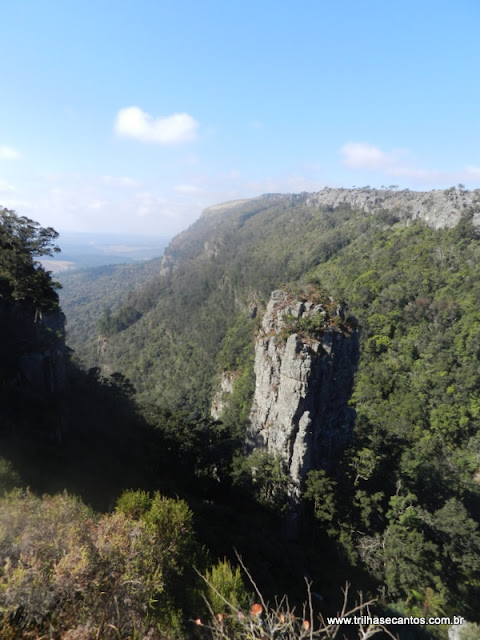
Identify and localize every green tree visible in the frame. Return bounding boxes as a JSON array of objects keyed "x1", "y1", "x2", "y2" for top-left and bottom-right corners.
[
  {"x1": 0, "y1": 207, "x2": 60, "y2": 311},
  {"x1": 304, "y1": 469, "x2": 338, "y2": 533}
]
